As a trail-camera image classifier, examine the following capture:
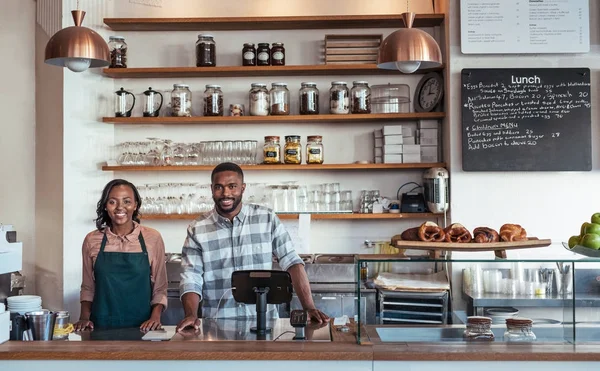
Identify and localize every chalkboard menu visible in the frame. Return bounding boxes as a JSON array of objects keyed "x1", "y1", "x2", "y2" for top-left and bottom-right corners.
[{"x1": 461, "y1": 68, "x2": 591, "y2": 171}]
